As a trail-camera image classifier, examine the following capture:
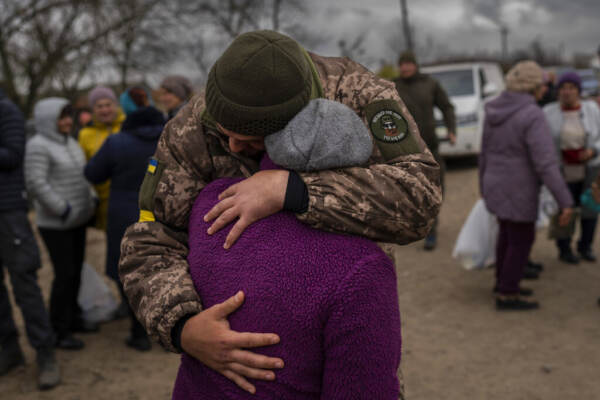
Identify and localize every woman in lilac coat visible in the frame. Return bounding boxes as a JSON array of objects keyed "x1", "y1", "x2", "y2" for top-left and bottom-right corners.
[
  {"x1": 173, "y1": 100, "x2": 403, "y2": 399},
  {"x1": 480, "y1": 61, "x2": 574, "y2": 311}
]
